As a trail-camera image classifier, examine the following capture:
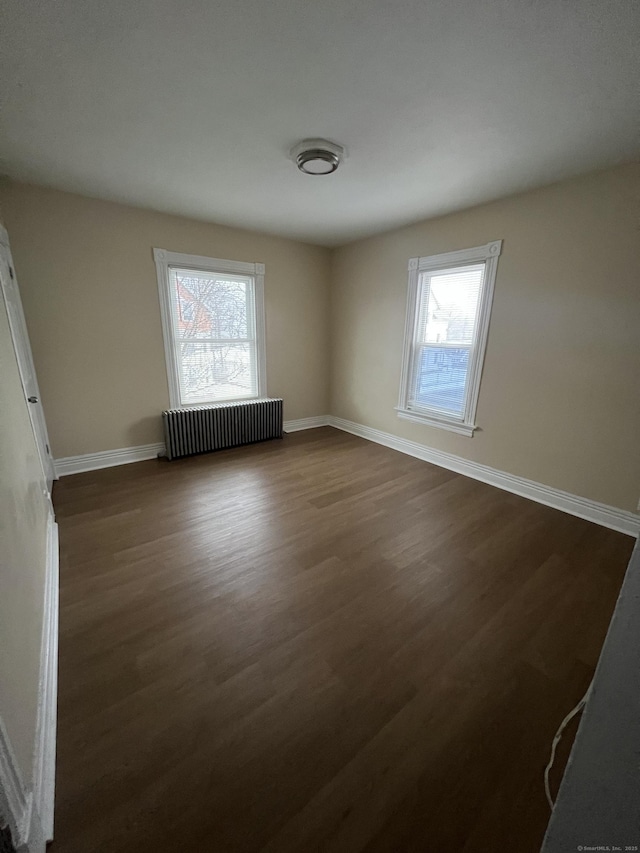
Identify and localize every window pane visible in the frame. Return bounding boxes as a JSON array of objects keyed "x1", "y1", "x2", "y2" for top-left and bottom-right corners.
[
  {"x1": 417, "y1": 264, "x2": 484, "y2": 346},
  {"x1": 411, "y1": 263, "x2": 485, "y2": 418},
  {"x1": 179, "y1": 341, "x2": 256, "y2": 403},
  {"x1": 170, "y1": 268, "x2": 251, "y2": 340},
  {"x1": 413, "y1": 346, "x2": 470, "y2": 415}
]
